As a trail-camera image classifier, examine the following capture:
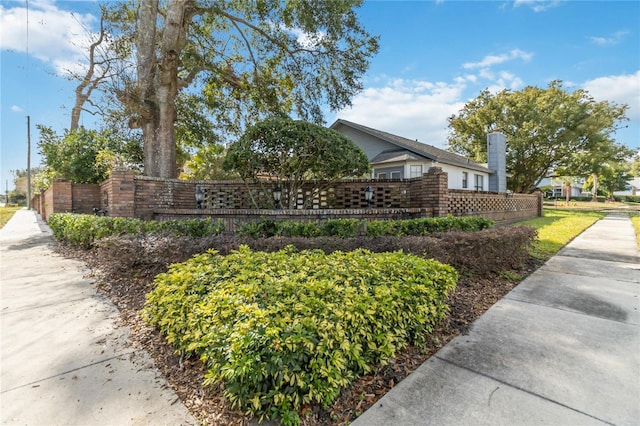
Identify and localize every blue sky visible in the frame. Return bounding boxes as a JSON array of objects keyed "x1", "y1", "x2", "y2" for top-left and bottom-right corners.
[{"x1": 1, "y1": 0, "x2": 639, "y2": 192}]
